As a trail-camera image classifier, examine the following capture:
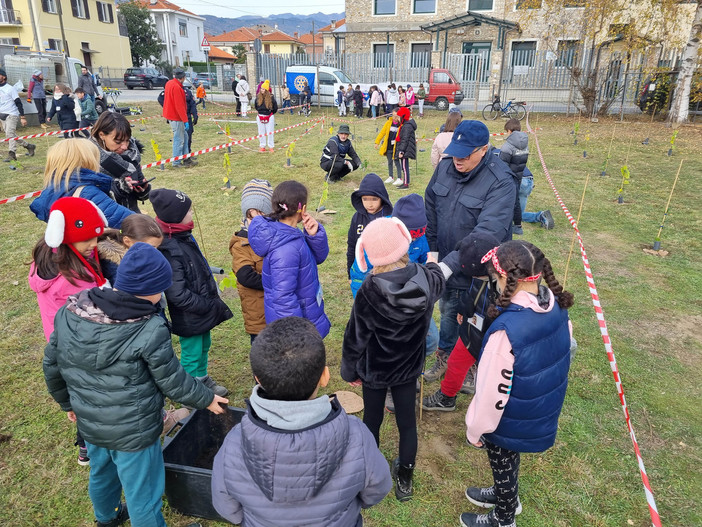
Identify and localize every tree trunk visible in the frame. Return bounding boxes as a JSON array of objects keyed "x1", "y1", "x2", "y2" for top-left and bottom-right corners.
[{"x1": 668, "y1": 0, "x2": 702, "y2": 124}]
